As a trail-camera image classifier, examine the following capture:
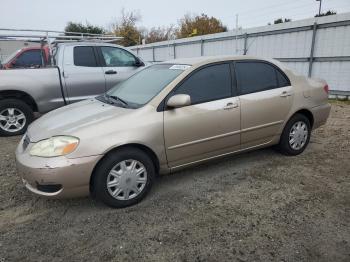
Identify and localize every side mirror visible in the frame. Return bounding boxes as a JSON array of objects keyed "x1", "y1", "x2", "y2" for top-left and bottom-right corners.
[
  {"x1": 134, "y1": 58, "x2": 145, "y2": 67},
  {"x1": 167, "y1": 94, "x2": 191, "y2": 109}
]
